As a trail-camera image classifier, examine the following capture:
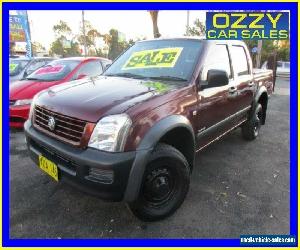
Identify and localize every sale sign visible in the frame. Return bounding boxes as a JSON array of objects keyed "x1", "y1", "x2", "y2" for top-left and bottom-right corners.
[
  {"x1": 9, "y1": 11, "x2": 32, "y2": 57},
  {"x1": 9, "y1": 15, "x2": 27, "y2": 42},
  {"x1": 35, "y1": 65, "x2": 65, "y2": 75}
]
